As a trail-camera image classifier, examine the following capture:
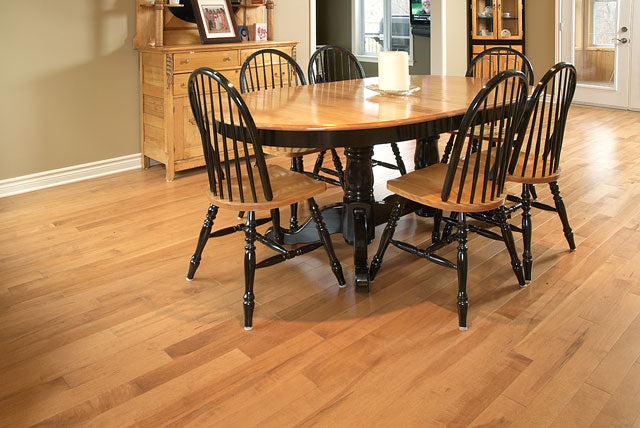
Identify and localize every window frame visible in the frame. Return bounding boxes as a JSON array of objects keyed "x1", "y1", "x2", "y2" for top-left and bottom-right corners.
[{"x1": 351, "y1": 0, "x2": 414, "y2": 65}]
